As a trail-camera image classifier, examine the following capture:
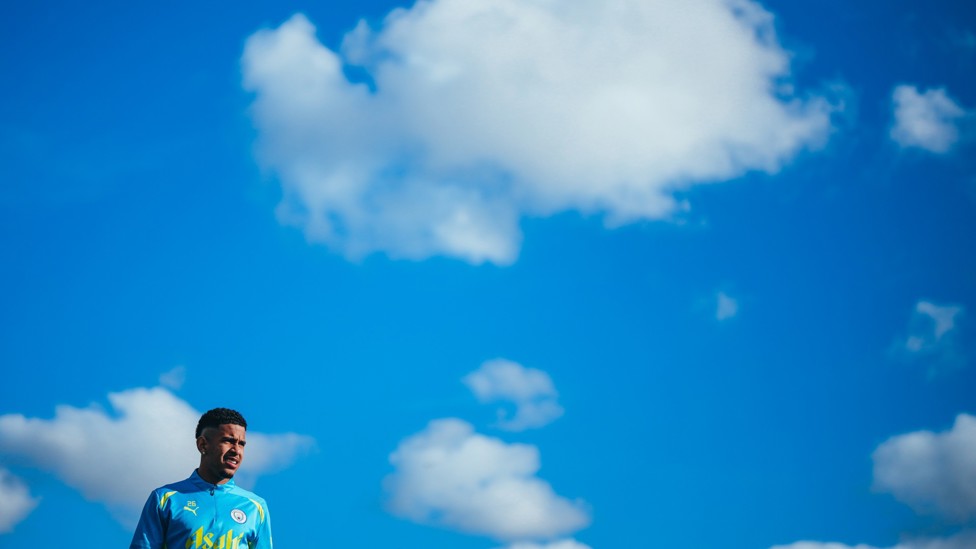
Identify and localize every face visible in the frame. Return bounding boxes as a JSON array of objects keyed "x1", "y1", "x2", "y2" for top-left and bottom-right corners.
[{"x1": 196, "y1": 423, "x2": 246, "y2": 484}]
